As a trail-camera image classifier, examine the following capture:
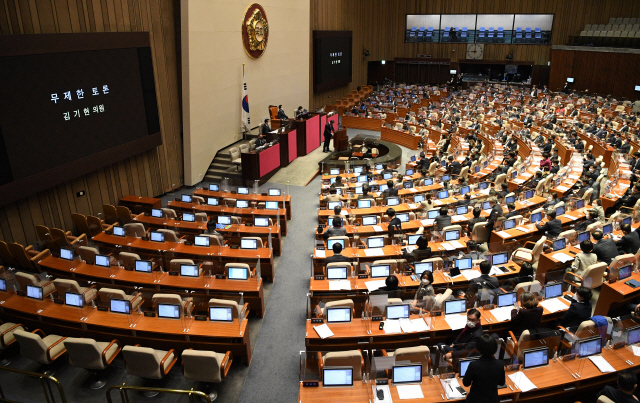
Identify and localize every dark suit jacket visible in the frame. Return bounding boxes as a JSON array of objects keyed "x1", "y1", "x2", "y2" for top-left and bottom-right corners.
[
  {"x1": 536, "y1": 218, "x2": 562, "y2": 237},
  {"x1": 470, "y1": 274, "x2": 499, "y2": 291},
  {"x1": 510, "y1": 306, "x2": 544, "y2": 337},
  {"x1": 561, "y1": 301, "x2": 592, "y2": 328},
  {"x1": 388, "y1": 217, "x2": 402, "y2": 237},
  {"x1": 322, "y1": 227, "x2": 347, "y2": 240},
  {"x1": 382, "y1": 188, "x2": 399, "y2": 198},
  {"x1": 504, "y1": 210, "x2": 519, "y2": 219},
  {"x1": 435, "y1": 215, "x2": 452, "y2": 230},
  {"x1": 624, "y1": 192, "x2": 640, "y2": 208},
  {"x1": 325, "y1": 253, "x2": 351, "y2": 264},
  {"x1": 463, "y1": 357, "x2": 506, "y2": 403},
  {"x1": 616, "y1": 231, "x2": 640, "y2": 254},
  {"x1": 454, "y1": 324, "x2": 484, "y2": 346},
  {"x1": 448, "y1": 161, "x2": 462, "y2": 175},
  {"x1": 277, "y1": 109, "x2": 288, "y2": 120},
  {"x1": 593, "y1": 238, "x2": 618, "y2": 265}
]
